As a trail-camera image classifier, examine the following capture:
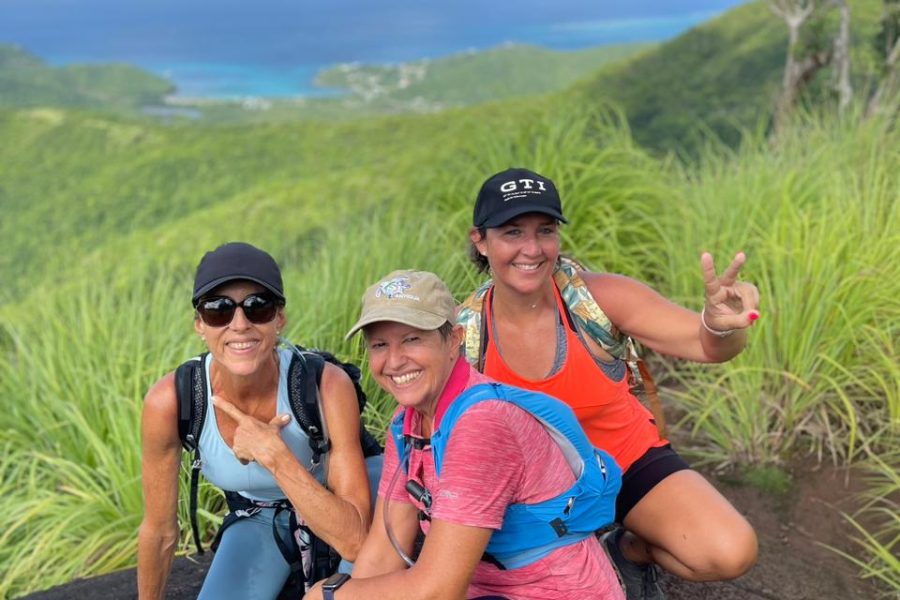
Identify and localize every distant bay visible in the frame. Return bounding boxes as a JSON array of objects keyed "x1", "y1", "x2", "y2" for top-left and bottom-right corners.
[
  {"x1": 132, "y1": 63, "x2": 341, "y2": 99},
  {"x1": 1, "y1": 1, "x2": 747, "y2": 98}
]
